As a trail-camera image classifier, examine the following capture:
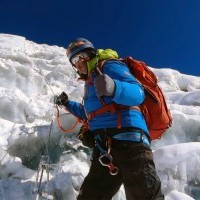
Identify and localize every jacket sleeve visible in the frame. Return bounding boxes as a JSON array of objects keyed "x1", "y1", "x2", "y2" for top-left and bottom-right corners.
[
  {"x1": 64, "y1": 100, "x2": 87, "y2": 120},
  {"x1": 102, "y1": 60, "x2": 145, "y2": 106}
]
